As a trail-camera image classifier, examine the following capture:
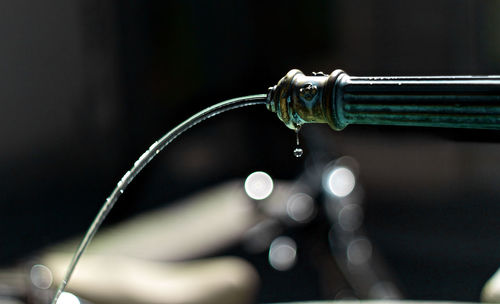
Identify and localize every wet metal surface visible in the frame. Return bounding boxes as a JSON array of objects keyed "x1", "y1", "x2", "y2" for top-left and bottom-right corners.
[{"x1": 267, "y1": 70, "x2": 500, "y2": 131}]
